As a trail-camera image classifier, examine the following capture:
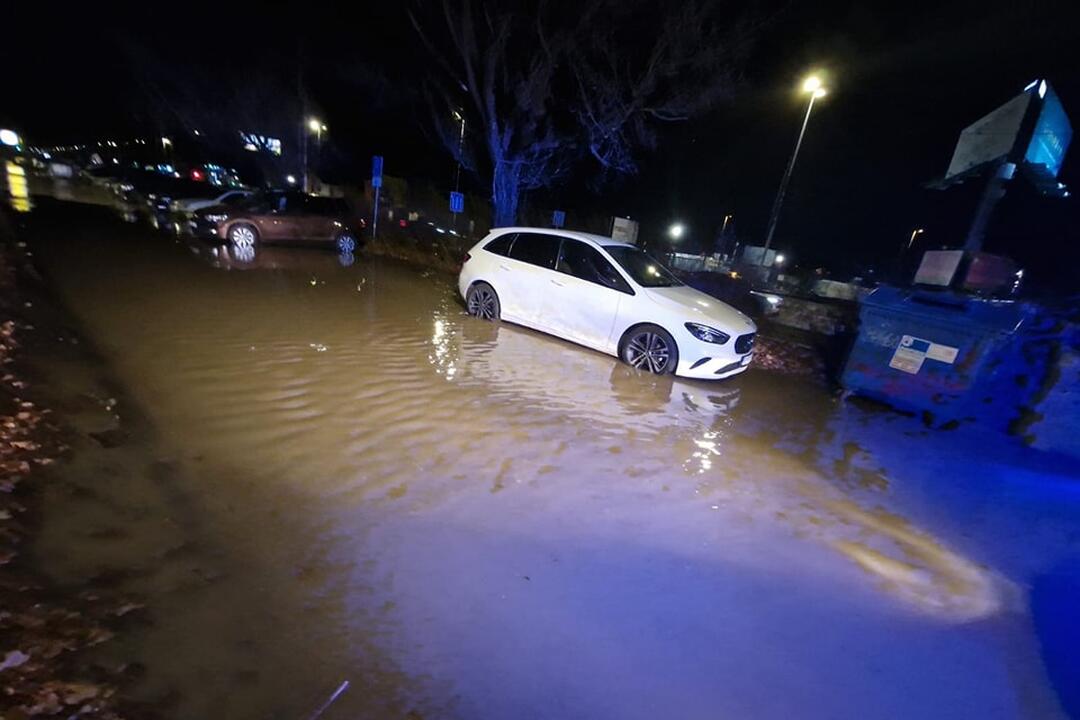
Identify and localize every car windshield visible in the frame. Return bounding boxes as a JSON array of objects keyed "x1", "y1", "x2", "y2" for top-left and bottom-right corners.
[{"x1": 603, "y1": 246, "x2": 683, "y2": 287}]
